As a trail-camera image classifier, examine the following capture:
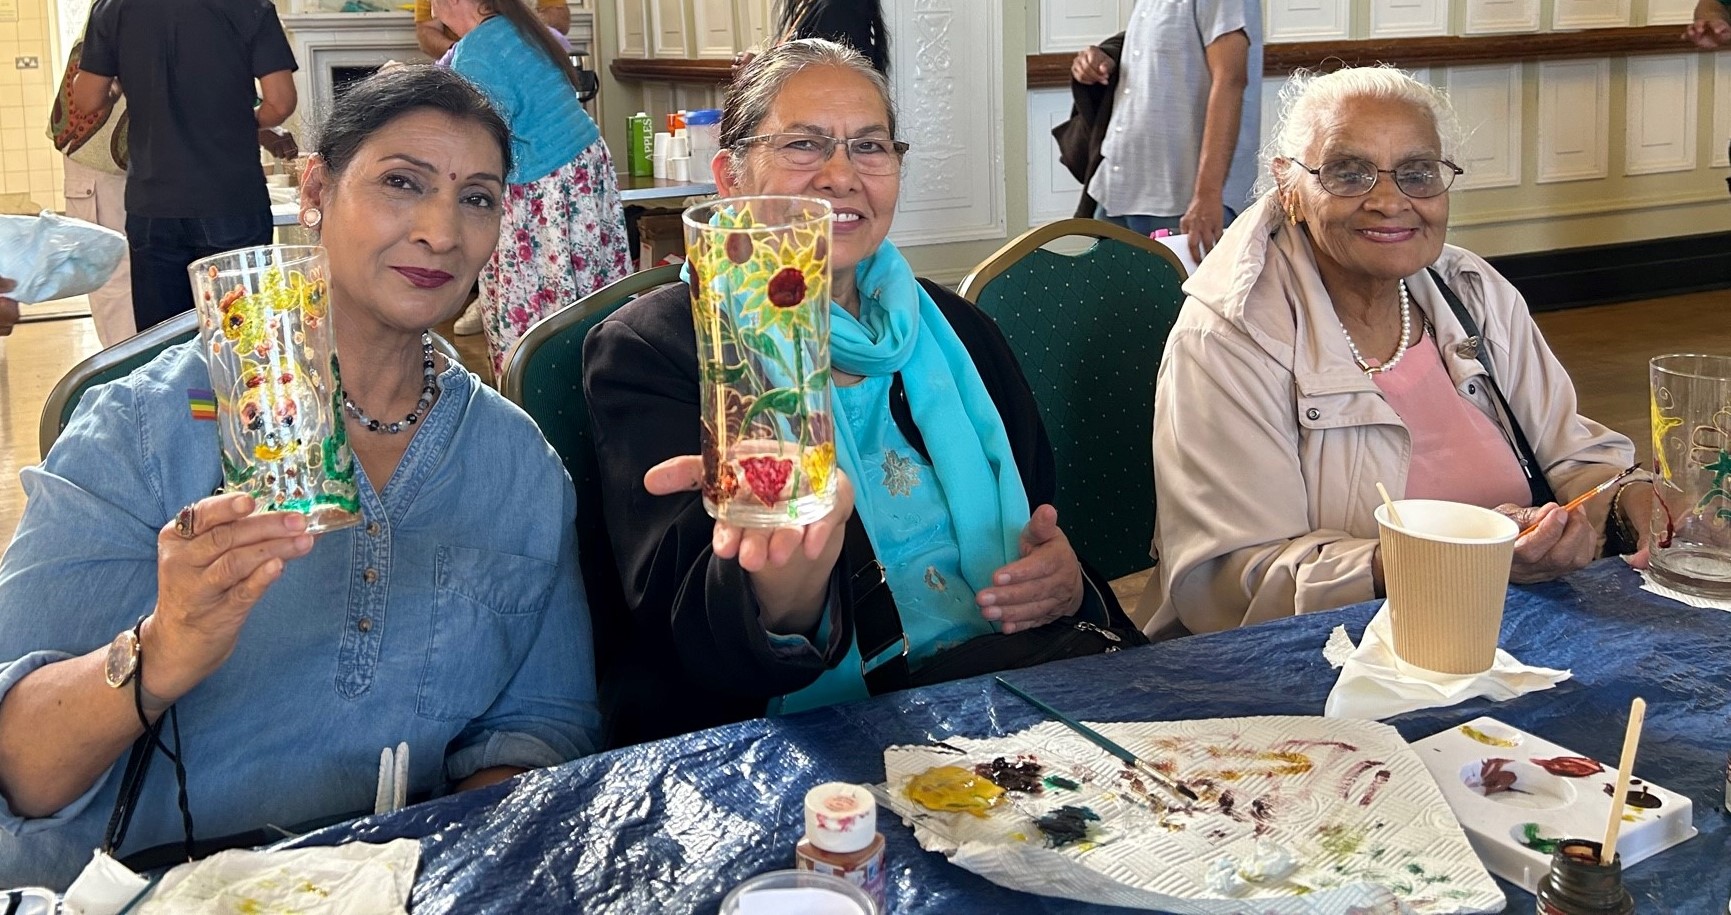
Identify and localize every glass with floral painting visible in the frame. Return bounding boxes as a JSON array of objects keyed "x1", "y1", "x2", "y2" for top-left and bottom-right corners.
[
  {"x1": 1648, "y1": 353, "x2": 1731, "y2": 598},
  {"x1": 683, "y1": 196, "x2": 836, "y2": 527},
  {"x1": 188, "y1": 245, "x2": 361, "y2": 533}
]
